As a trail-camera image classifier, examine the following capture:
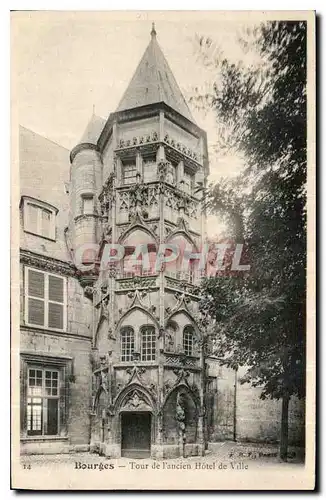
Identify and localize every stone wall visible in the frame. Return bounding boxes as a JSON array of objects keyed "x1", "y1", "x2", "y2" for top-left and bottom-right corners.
[
  {"x1": 20, "y1": 328, "x2": 92, "y2": 454},
  {"x1": 206, "y1": 362, "x2": 305, "y2": 446}
]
